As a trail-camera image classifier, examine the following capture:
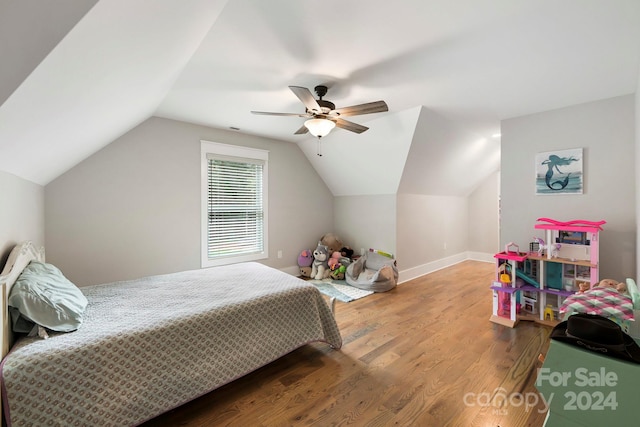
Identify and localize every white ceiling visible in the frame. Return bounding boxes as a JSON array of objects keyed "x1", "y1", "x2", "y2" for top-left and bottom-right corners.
[{"x1": 1, "y1": 0, "x2": 640, "y2": 188}]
